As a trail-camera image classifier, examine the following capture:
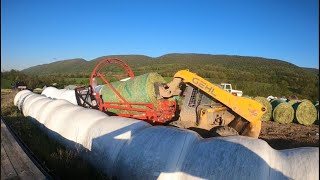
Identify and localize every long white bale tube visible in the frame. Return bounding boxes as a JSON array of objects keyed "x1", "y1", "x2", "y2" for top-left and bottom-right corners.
[
  {"x1": 15, "y1": 90, "x2": 319, "y2": 180},
  {"x1": 41, "y1": 86, "x2": 78, "y2": 105},
  {"x1": 16, "y1": 90, "x2": 151, "y2": 178}
]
